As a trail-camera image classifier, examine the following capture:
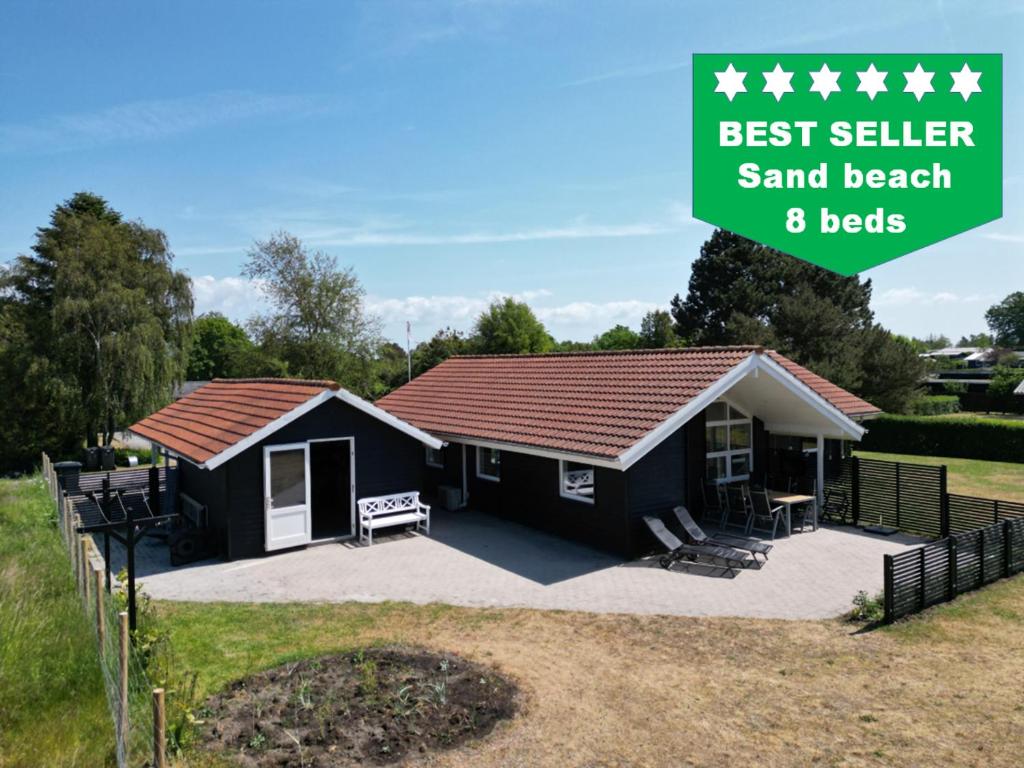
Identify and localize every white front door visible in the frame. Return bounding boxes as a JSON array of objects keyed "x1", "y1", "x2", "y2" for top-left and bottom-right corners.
[{"x1": 264, "y1": 443, "x2": 311, "y2": 551}]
